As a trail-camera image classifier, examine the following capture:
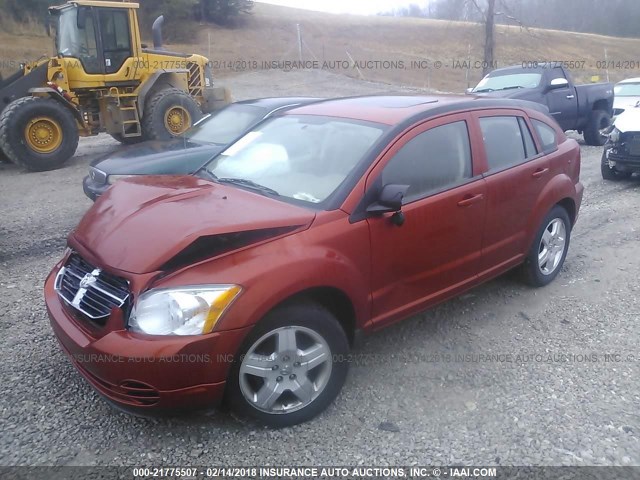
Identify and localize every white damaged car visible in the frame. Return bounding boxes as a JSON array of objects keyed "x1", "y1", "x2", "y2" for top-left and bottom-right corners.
[
  {"x1": 602, "y1": 105, "x2": 640, "y2": 180},
  {"x1": 613, "y1": 78, "x2": 640, "y2": 117}
]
